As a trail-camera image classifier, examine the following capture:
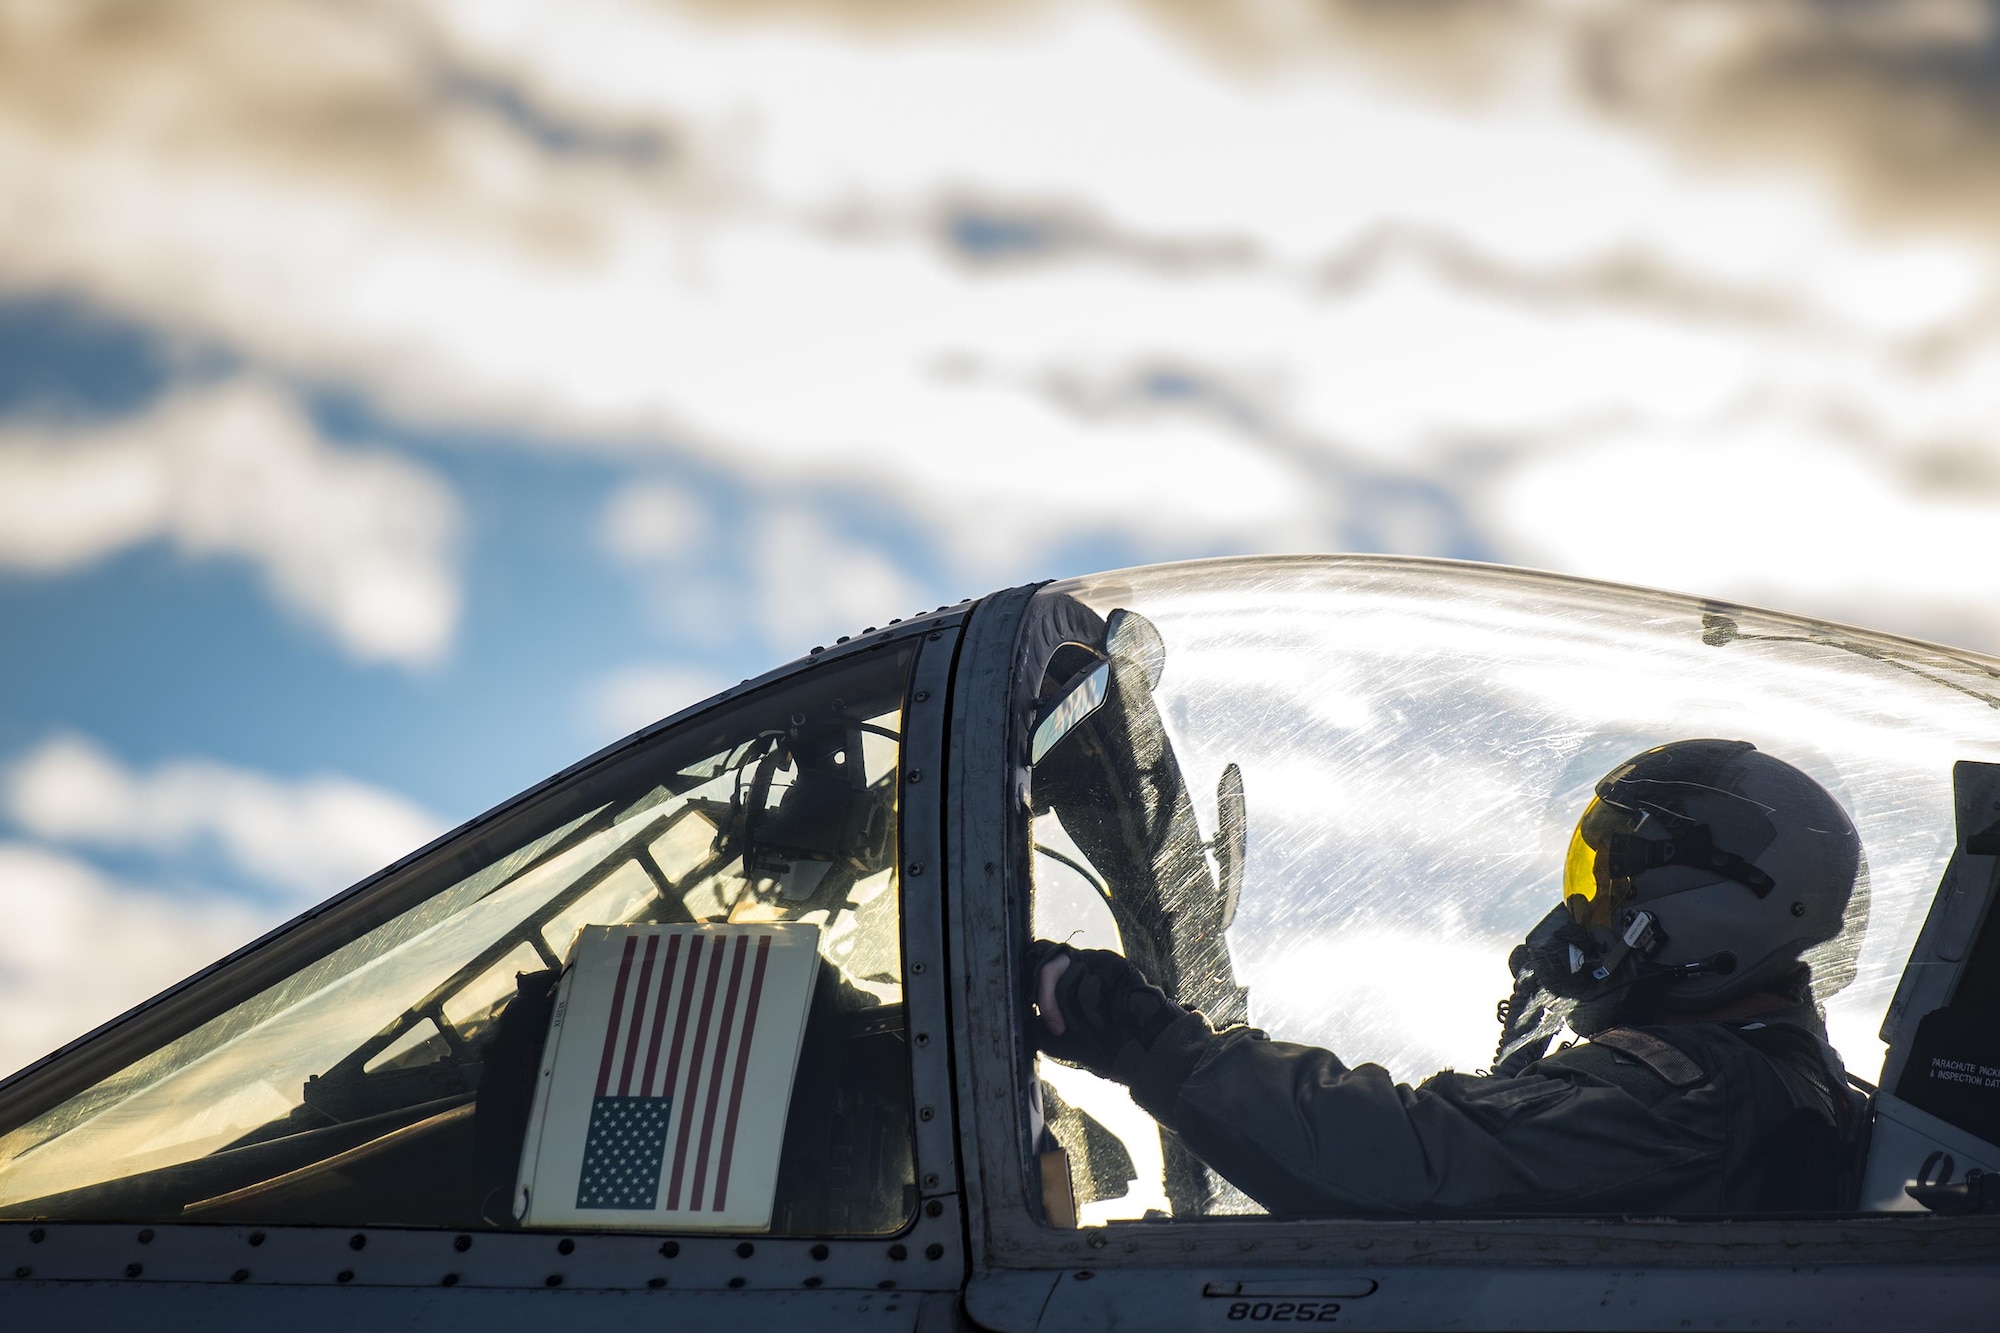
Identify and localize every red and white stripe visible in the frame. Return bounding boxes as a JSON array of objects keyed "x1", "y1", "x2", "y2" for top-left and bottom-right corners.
[{"x1": 589, "y1": 929, "x2": 777, "y2": 1213}]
